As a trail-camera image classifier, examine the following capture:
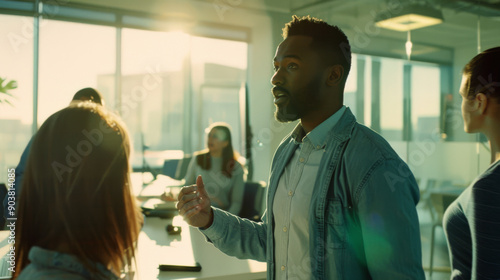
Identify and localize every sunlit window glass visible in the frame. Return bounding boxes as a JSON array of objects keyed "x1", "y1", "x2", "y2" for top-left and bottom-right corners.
[
  {"x1": 38, "y1": 20, "x2": 115, "y2": 126},
  {"x1": 190, "y1": 36, "x2": 248, "y2": 154},
  {"x1": 0, "y1": 15, "x2": 34, "y2": 184}
]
